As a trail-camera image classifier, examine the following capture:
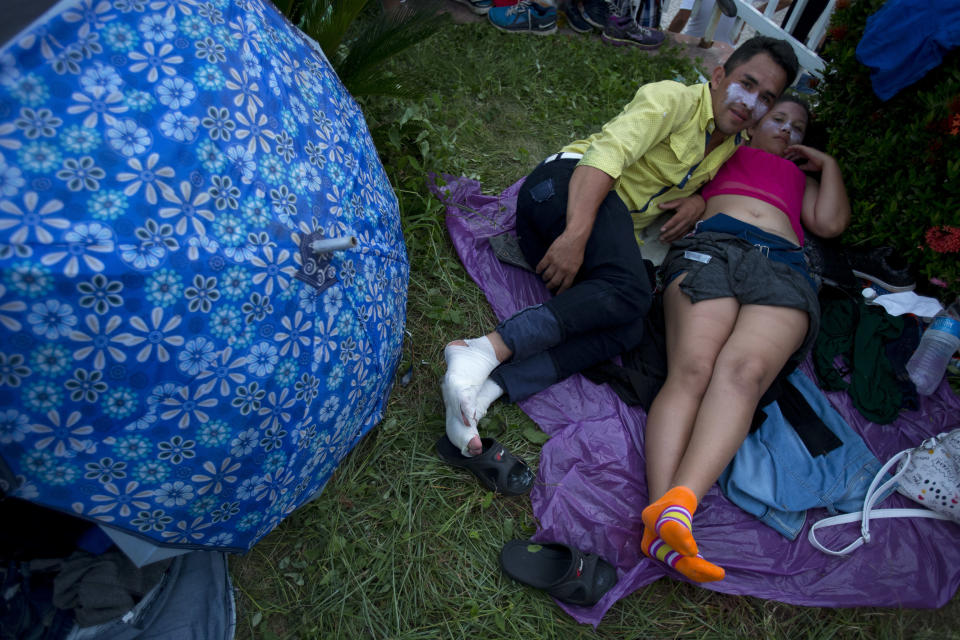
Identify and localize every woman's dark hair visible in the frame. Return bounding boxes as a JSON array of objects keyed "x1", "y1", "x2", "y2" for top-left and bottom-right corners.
[
  {"x1": 776, "y1": 93, "x2": 811, "y2": 121},
  {"x1": 775, "y1": 92, "x2": 827, "y2": 149},
  {"x1": 724, "y1": 36, "x2": 800, "y2": 88}
]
